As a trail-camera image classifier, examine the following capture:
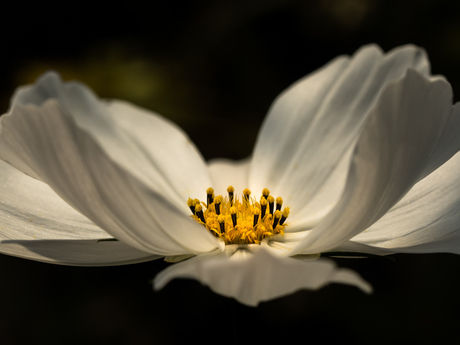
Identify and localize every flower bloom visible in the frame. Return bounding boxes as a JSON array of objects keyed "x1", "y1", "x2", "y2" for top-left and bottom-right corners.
[{"x1": 1, "y1": 44, "x2": 459, "y2": 306}]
